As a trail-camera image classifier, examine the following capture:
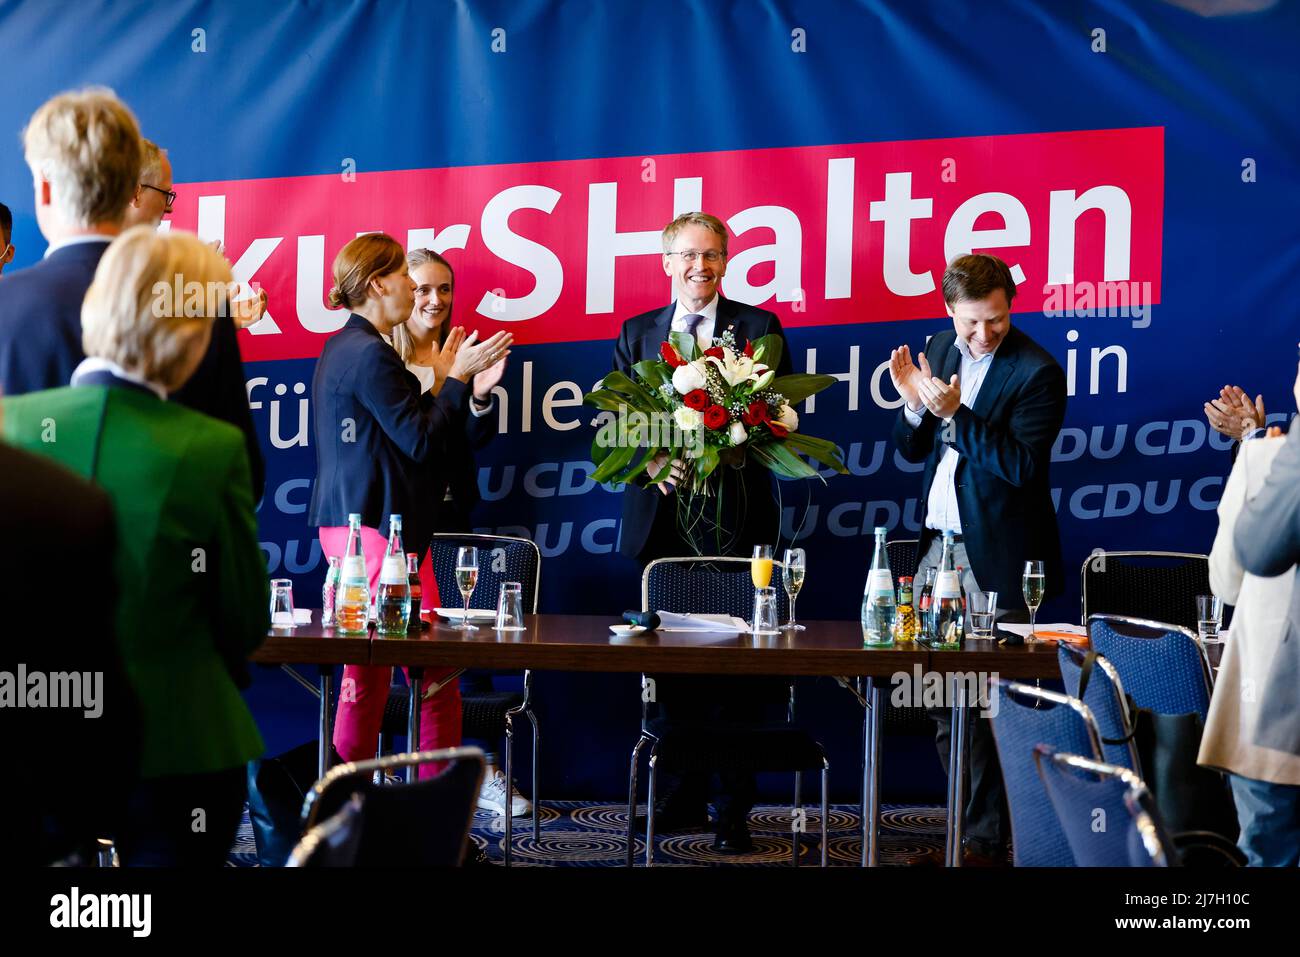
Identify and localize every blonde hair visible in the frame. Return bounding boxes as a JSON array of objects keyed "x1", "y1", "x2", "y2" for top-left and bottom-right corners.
[
  {"x1": 22, "y1": 87, "x2": 142, "y2": 227},
  {"x1": 139, "y1": 138, "x2": 167, "y2": 186},
  {"x1": 662, "y1": 212, "x2": 728, "y2": 256},
  {"x1": 328, "y1": 233, "x2": 406, "y2": 311},
  {"x1": 392, "y1": 248, "x2": 454, "y2": 362},
  {"x1": 82, "y1": 227, "x2": 232, "y2": 386}
]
